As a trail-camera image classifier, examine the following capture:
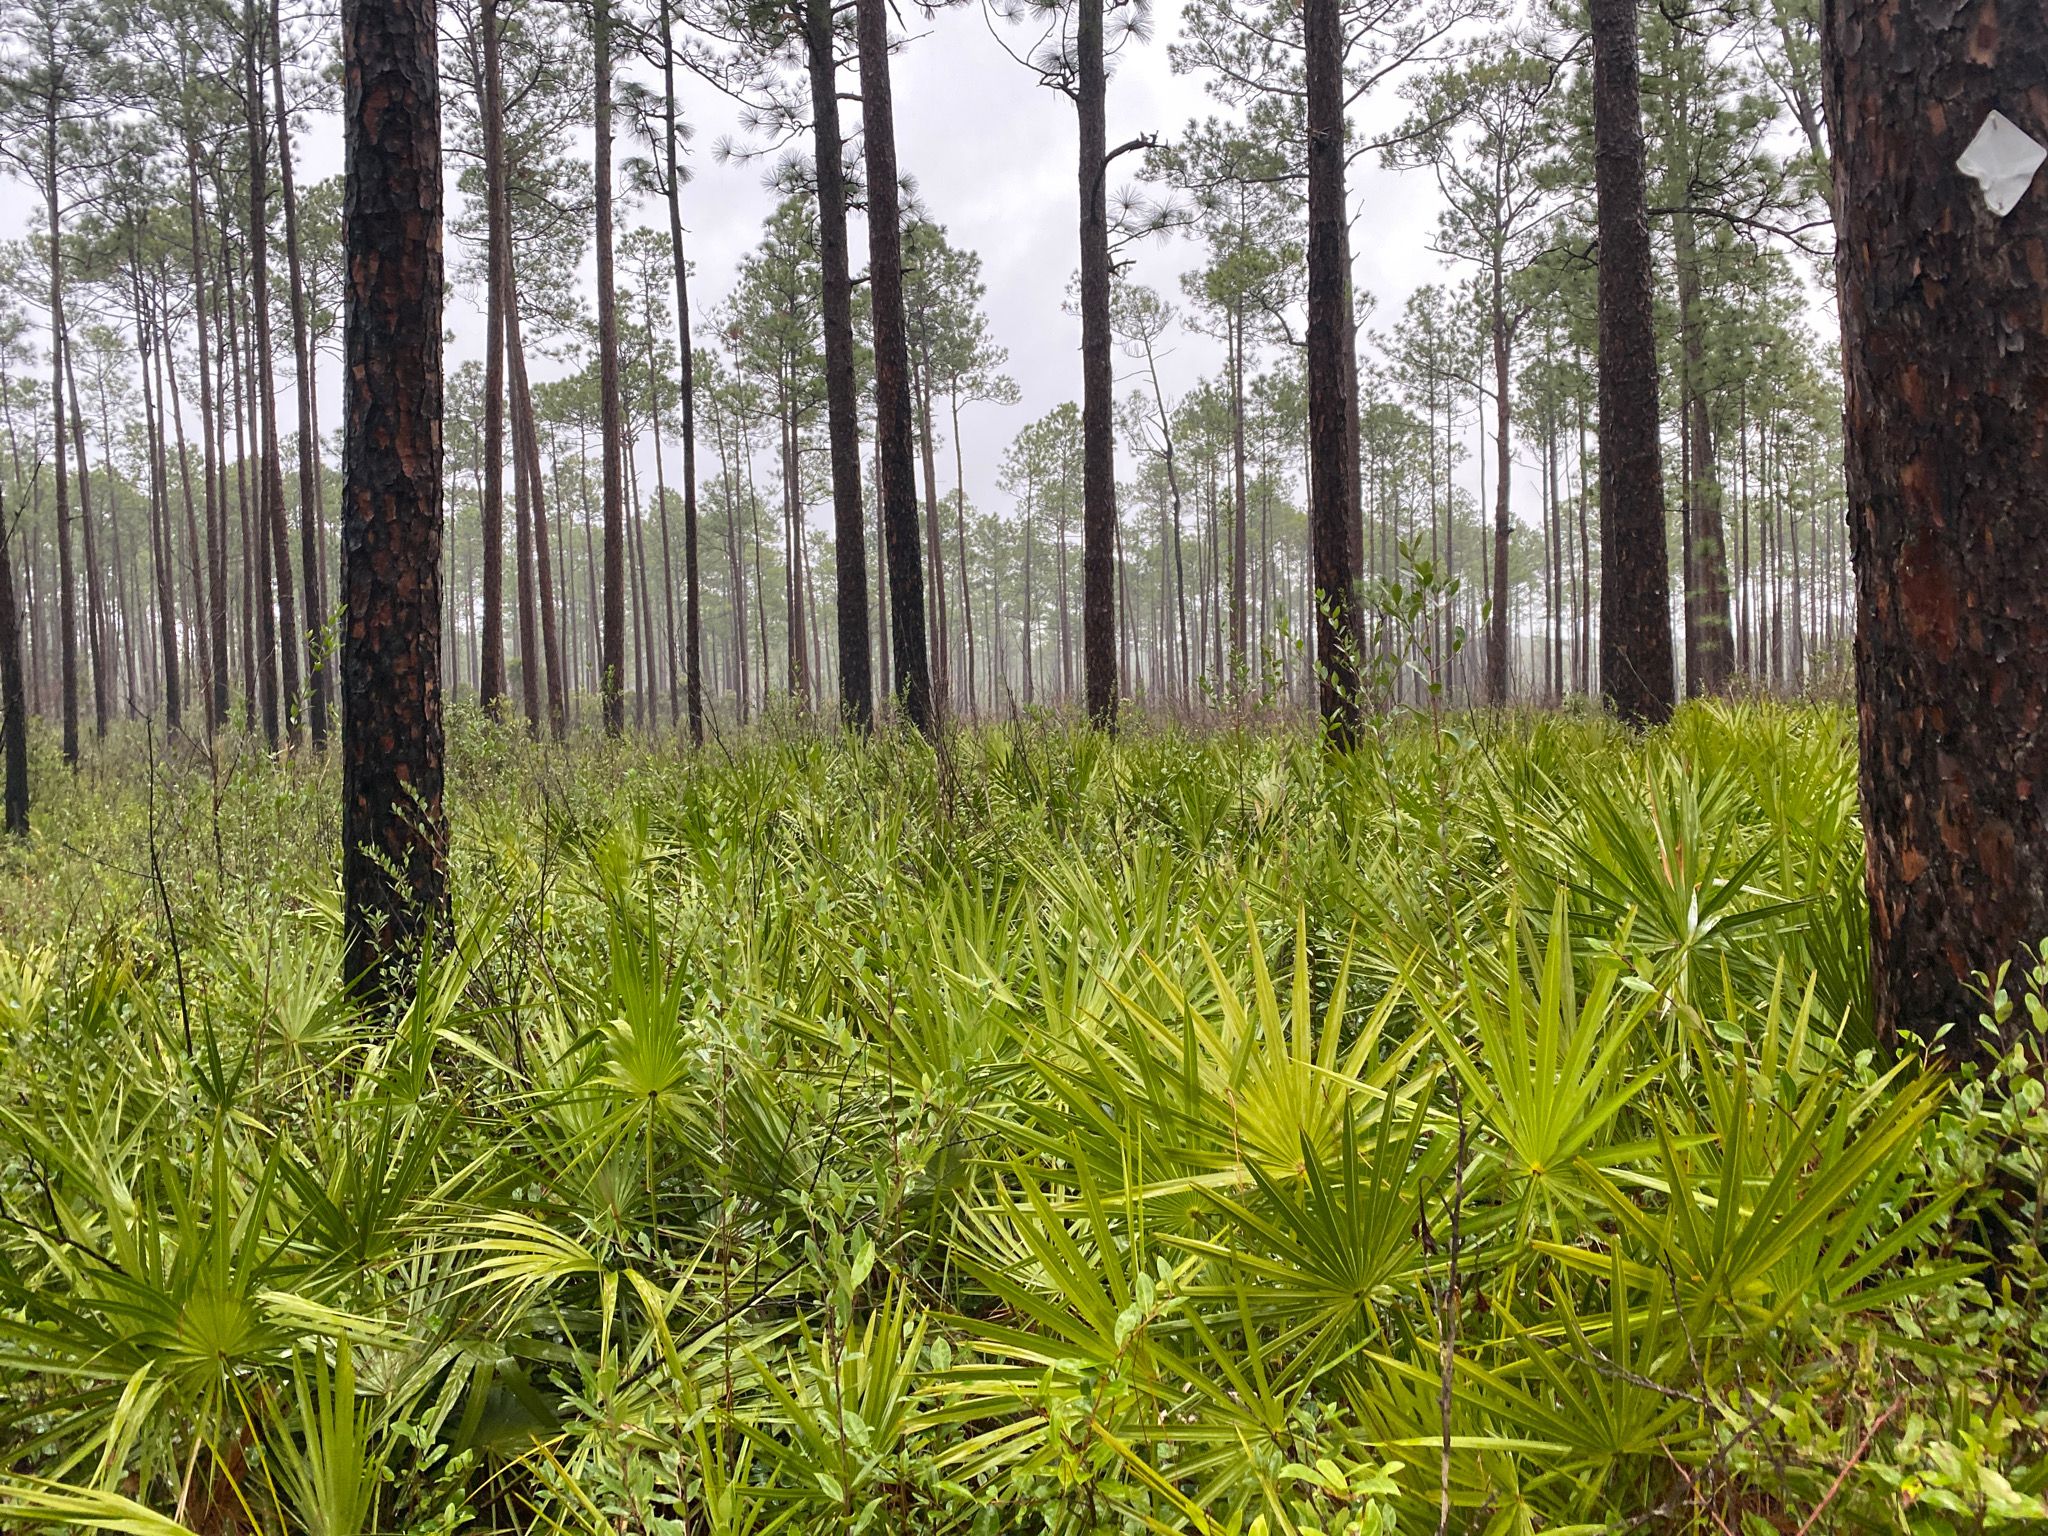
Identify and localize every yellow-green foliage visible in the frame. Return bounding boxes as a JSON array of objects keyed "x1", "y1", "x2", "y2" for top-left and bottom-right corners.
[{"x1": 0, "y1": 701, "x2": 2042, "y2": 1535}]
